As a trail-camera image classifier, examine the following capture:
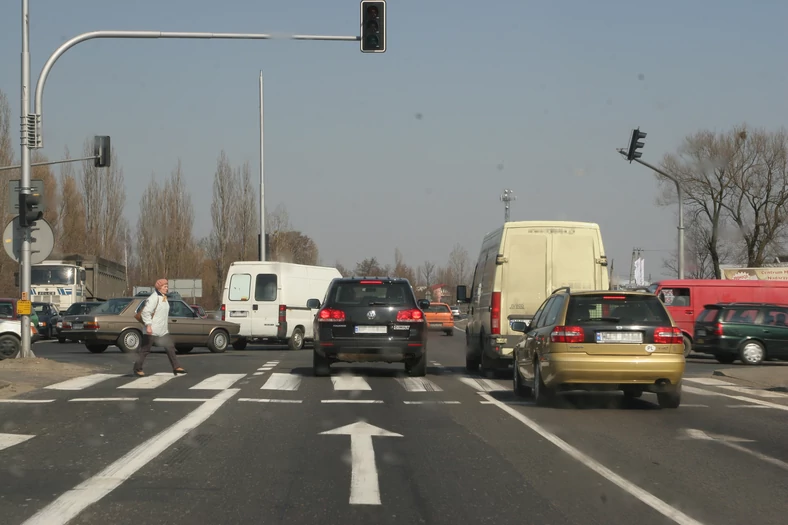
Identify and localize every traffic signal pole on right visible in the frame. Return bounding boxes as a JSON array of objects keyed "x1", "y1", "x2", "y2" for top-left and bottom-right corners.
[{"x1": 618, "y1": 127, "x2": 685, "y2": 279}]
